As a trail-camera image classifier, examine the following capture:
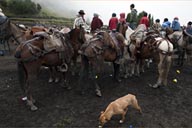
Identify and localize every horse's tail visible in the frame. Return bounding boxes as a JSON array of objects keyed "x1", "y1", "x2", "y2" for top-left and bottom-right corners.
[{"x1": 17, "y1": 62, "x2": 26, "y2": 93}]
